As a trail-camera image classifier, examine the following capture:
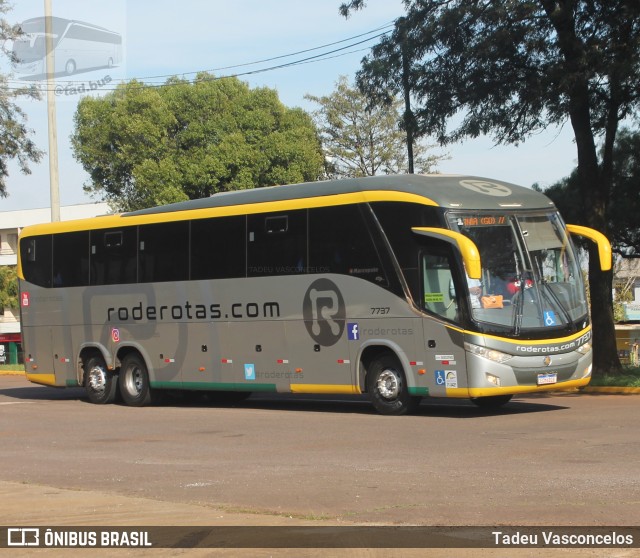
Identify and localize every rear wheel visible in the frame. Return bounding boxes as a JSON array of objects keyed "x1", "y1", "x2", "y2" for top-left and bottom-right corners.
[
  {"x1": 65, "y1": 59, "x2": 76, "y2": 75},
  {"x1": 118, "y1": 353, "x2": 154, "y2": 407},
  {"x1": 366, "y1": 353, "x2": 420, "y2": 415},
  {"x1": 471, "y1": 395, "x2": 513, "y2": 410},
  {"x1": 84, "y1": 355, "x2": 117, "y2": 404}
]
